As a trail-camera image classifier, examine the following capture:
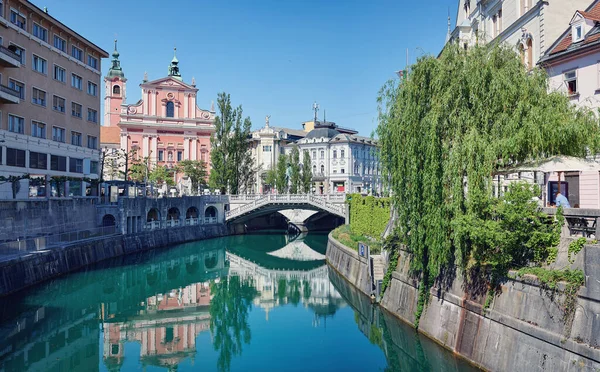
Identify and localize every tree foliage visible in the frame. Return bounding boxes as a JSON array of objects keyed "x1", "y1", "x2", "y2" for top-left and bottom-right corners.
[
  {"x1": 348, "y1": 194, "x2": 391, "y2": 238},
  {"x1": 149, "y1": 166, "x2": 174, "y2": 186},
  {"x1": 209, "y1": 92, "x2": 256, "y2": 194},
  {"x1": 377, "y1": 43, "x2": 599, "y2": 315},
  {"x1": 301, "y1": 150, "x2": 313, "y2": 193},
  {"x1": 178, "y1": 160, "x2": 208, "y2": 194},
  {"x1": 275, "y1": 153, "x2": 288, "y2": 193},
  {"x1": 289, "y1": 146, "x2": 301, "y2": 193}
]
